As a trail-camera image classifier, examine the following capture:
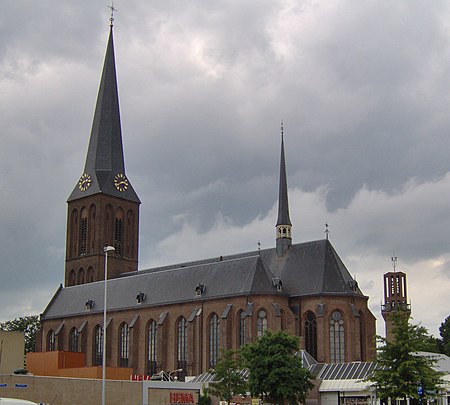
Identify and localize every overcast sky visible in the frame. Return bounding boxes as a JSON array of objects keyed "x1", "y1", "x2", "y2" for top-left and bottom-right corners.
[{"x1": 1, "y1": 1, "x2": 449, "y2": 339}]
